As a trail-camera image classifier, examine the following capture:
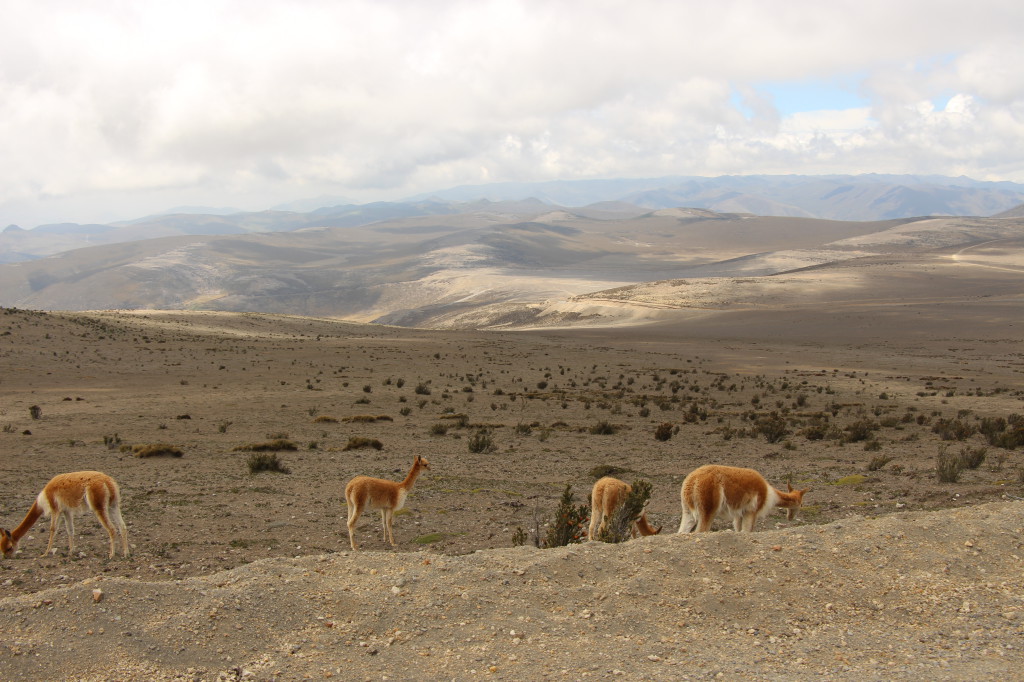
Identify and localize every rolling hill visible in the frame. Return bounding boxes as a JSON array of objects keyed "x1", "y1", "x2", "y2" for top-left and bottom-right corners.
[
  {"x1": 4, "y1": 174, "x2": 1024, "y2": 266},
  {"x1": 1, "y1": 204, "x2": 1022, "y2": 334}
]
